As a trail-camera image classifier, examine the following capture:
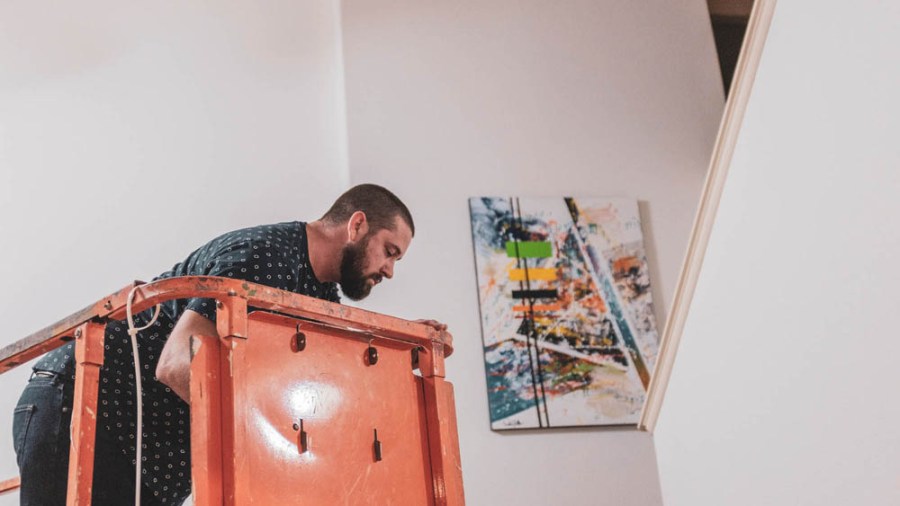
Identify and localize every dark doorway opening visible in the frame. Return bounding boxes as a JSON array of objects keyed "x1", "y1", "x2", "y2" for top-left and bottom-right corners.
[{"x1": 708, "y1": 0, "x2": 753, "y2": 97}]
